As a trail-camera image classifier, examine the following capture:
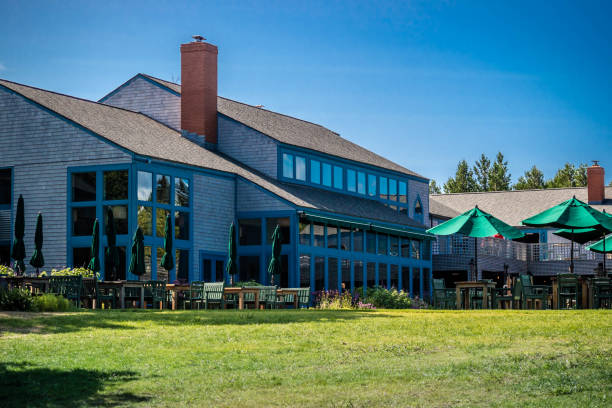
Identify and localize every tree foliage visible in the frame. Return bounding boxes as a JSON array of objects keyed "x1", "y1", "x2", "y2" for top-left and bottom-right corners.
[
  {"x1": 443, "y1": 160, "x2": 477, "y2": 193},
  {"x1": 545, "y1": 163, "x2": 588, "y2": 188},
  {"x1": 429, "y1": 180, "x2": 441, "y2": 194},
  {"x1": 473, "y1": 154, "x2": 491, "y2": 192},
  {"x1": 489, "y1": 152, "x2": 511, "y2": 191},
  {"x1": 514, "y1": 165, "x2": 544, "y2": 190}
]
